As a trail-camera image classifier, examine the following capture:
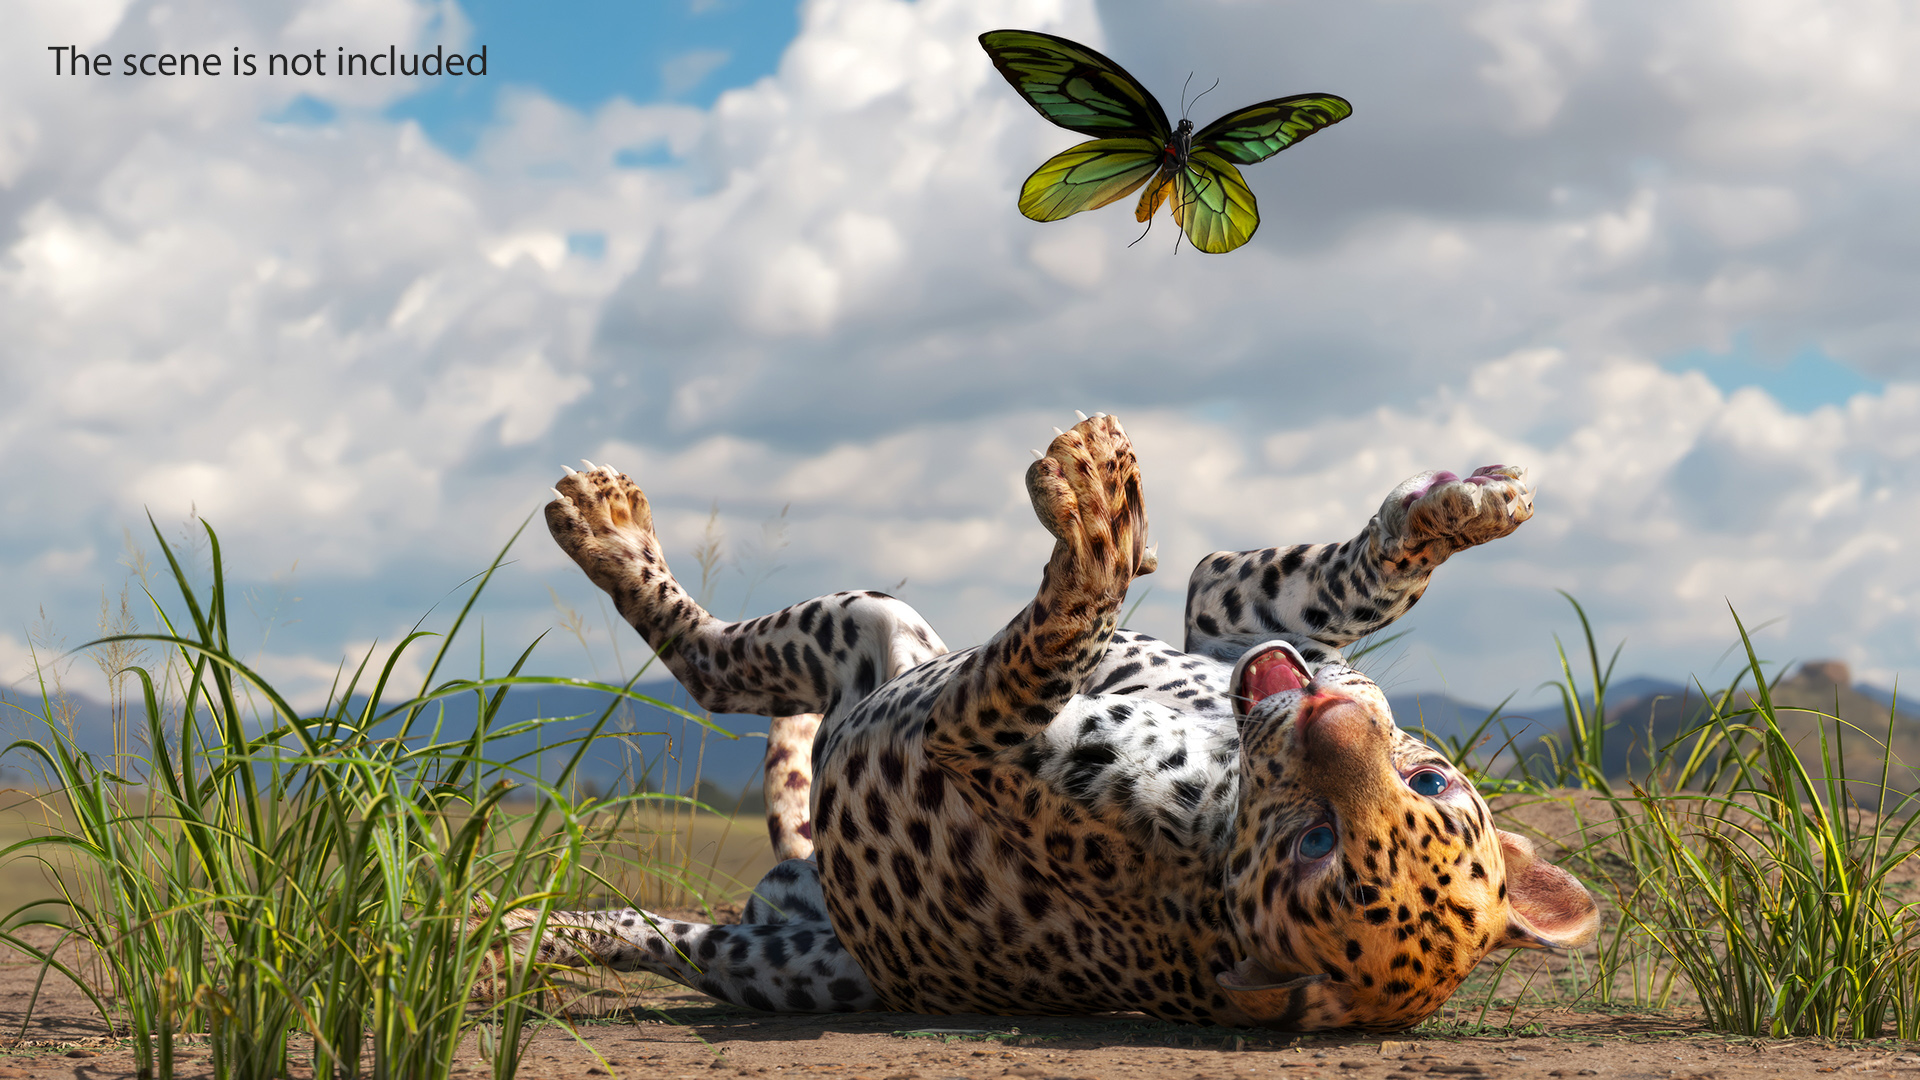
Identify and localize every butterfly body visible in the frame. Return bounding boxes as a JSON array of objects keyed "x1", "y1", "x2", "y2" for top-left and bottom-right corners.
[
  {"x1": 980, "y1": 29, "x2": 1351, "y2": 254},
  {"x1": 1163, "y1": 118, "x2": 1194, "y2": 167},
  {"x1": 1137, "y1": 117, "x2": 1194, "y2": 222}
]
